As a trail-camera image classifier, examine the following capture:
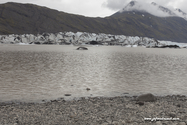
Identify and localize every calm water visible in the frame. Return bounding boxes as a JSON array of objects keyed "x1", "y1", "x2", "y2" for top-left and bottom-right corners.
[{"x1": 0, "y1": 45, "x2": 187, "y2": 102}]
